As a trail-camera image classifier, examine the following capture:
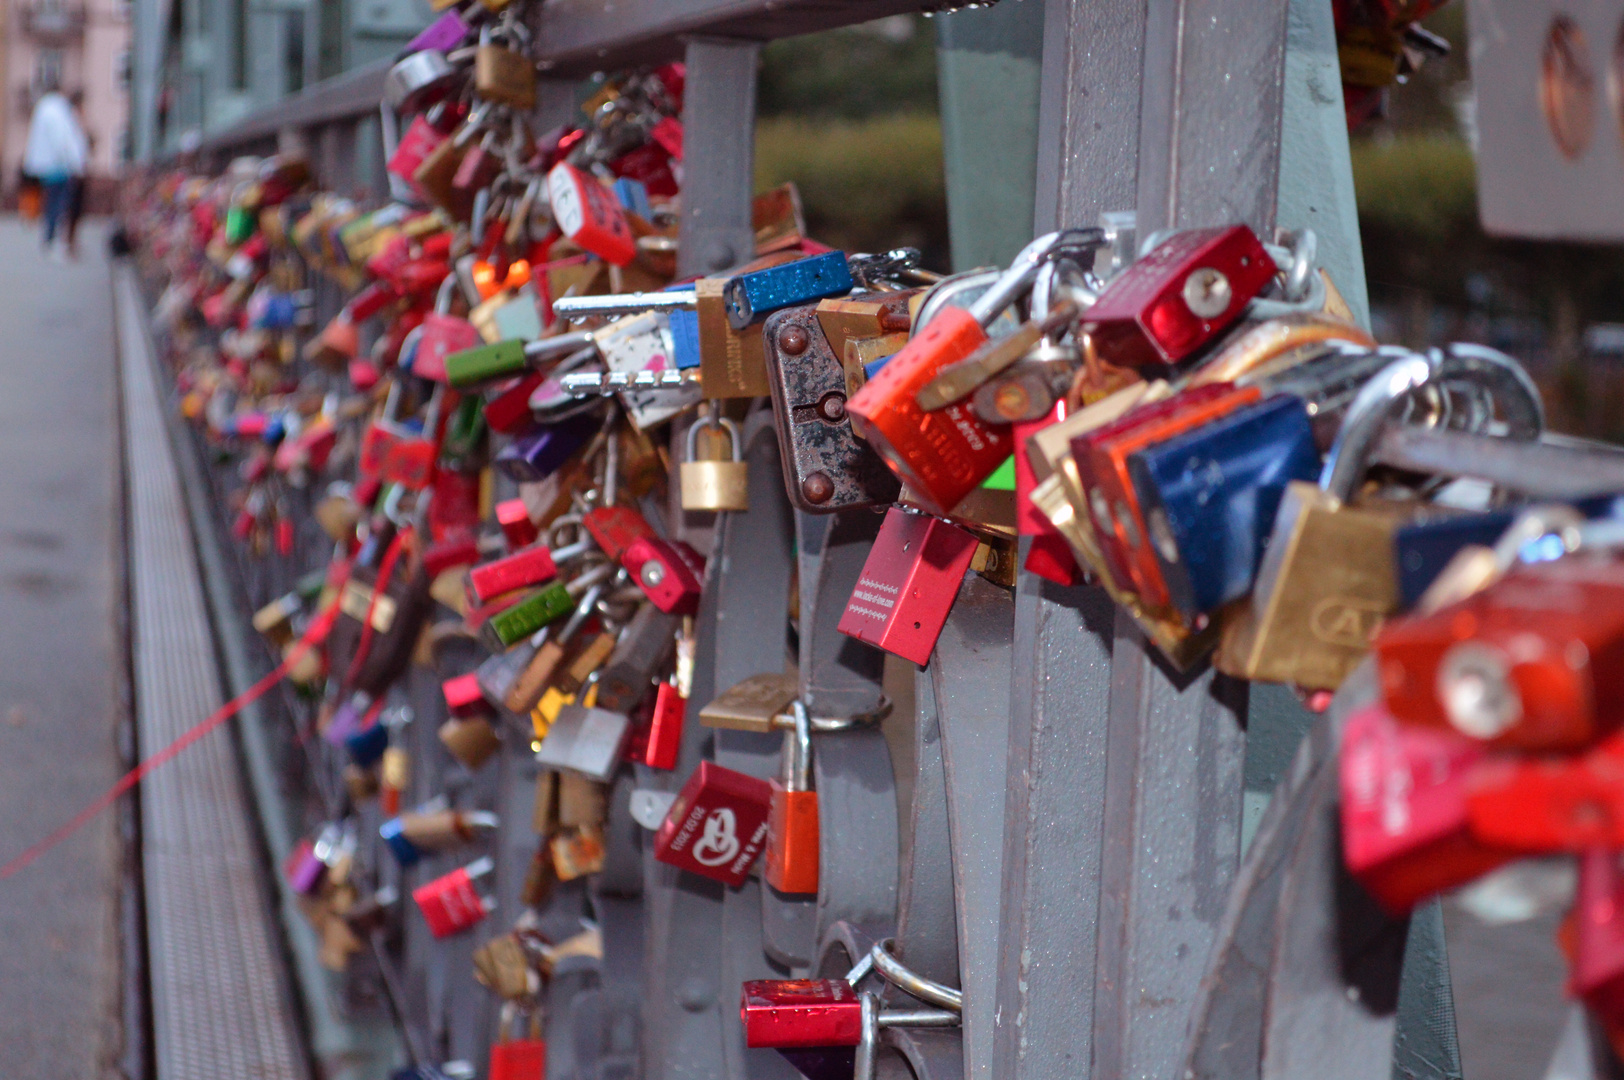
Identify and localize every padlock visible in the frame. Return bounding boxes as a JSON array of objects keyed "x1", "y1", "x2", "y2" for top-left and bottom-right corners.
[
  {"x1": 504, "y1": 577, "x2": 609, "y2": 713},
  {"x1": 1465, "y1": 732, "x2": 1624, "y2": 852},
  {"x1": 722, "y1": 251, "x2": 856, "y2": 329},
  {"x1": 623, "y1": 535, "x2": 705, "y2": 615},
  {"x1": 443, "y1": 331, "x2": 595, "y2": 390},
  {"x1": 582, "y1": 504, "x2": 656, "y2": 562},
  {"x1": 644, "y1": 680, "x2": 686, "y2": 770},
  {"x1": 483, "y1": 581, "x2": 574, "y2": 648},
  {"x1": 1217, "y1": 353, "x2": 1441, "y2": 690},
  {"x1": 1126, "y1": 392, "x2": 1321, "y2": 616},
  {"x1": 1374, "y1": 553, "x2": 1624, "y2": 751},
  {"x1": 741, "y1": 978, "x2": 863, "y2": 1048},
  {"x1": 1083, "y1": 225, "x2": 1276, "y2": 367},
  {"x1": 439, "y1": 715, "x2": 502, "y2": 770},
  {"x1": 535, "y1": 702, "x2": 632, "y2": 782},
  {"x1": 848, "y1": 233, "x2": 1075, "y2": 513},
  {"x1": 384, "y1": 50, "x2": 460, "y2": 114},
  {"x1": 592, "y1": 312, "x2": 698, "y2": 430},
  {"x1": 1567, "y1": 849, "x2": 1624, "y2": 1045},
  {"x1": 837, "y1": 506, "x2": 979, "y2": 666},
  {"x1": 653, "y1": 761, "x2": 772, "y2": 887},
  {"x1": 441, "y1": 672, "x2": 489, "y2": 718},
  {"x1": 766, "y1": 701, "x2": 819, "y2": 895},
  {"x1": 496, "y1": 498, "x2": 540, "y2": 549},
  {"x1": 253, "y1": 592, "x2": 302, "y2": 647},
  {"x1": 558, "y1": 770, "x2": 608, "y2": 828},
  {"x1": 473, "y1": 933, "x2": 537, "y2": 1000},
  {"x1": 700, "y1": 672, "x2": 798, "y2": 733},
  {"x1": 548, "y1": 162, "x2": 636, "y2": 266},
  {"x1": 412, "y1": 856, "x2": 495, "y2": 937},
  {"x1": 285, "y1": 837, "x2": 328, "y2": 896},
  {"x1": 761, "y1": 297, "x2": 907, "y2": 512},
  {"x1": 488, "y1": 1003, "x2": 547, "y2": 1080},
  {"x1": 380, "y1": 745, "x2": 409, "y2": 816},
  {"x1": 404, "y1": 9, "x2": 469, "y2": 55},
  {"x1": 380, "y1": 808, "x2": 499, "y2": 867},
  {"x1": 474, "y1": 26, "x2": 537, "y2": 109},
  {"x1": 469, "y1": 544, "x2": 559, "y2": 605},
  {"x1": 1338, "y1": 702, "x2": 1512, "y2": 914},
  {"x1": 409, "y1": 277, "x2": 482, "y2": 384},
  {"x1": 596, "y1": 603, "x2": 680, "y2": 712},
  {"x1": 681, "y1": 410, "x2": 750, "y2": 512},
  {"x1": 495, "y1": 412, "x2": 599, "y2": 484},
  {"x1": 551, "y1": 824, "x2": 607, "y2": 880}
]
